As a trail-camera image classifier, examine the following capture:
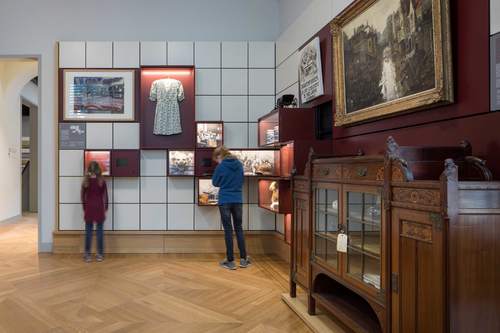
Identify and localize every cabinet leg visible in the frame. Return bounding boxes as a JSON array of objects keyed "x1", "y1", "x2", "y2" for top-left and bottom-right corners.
[
  {"x1": 307, "y1": 294, "x2": 316, "y2": 315},
  {"x1": 290, "y1": 280, "x2": 297, "y2": 298}
]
